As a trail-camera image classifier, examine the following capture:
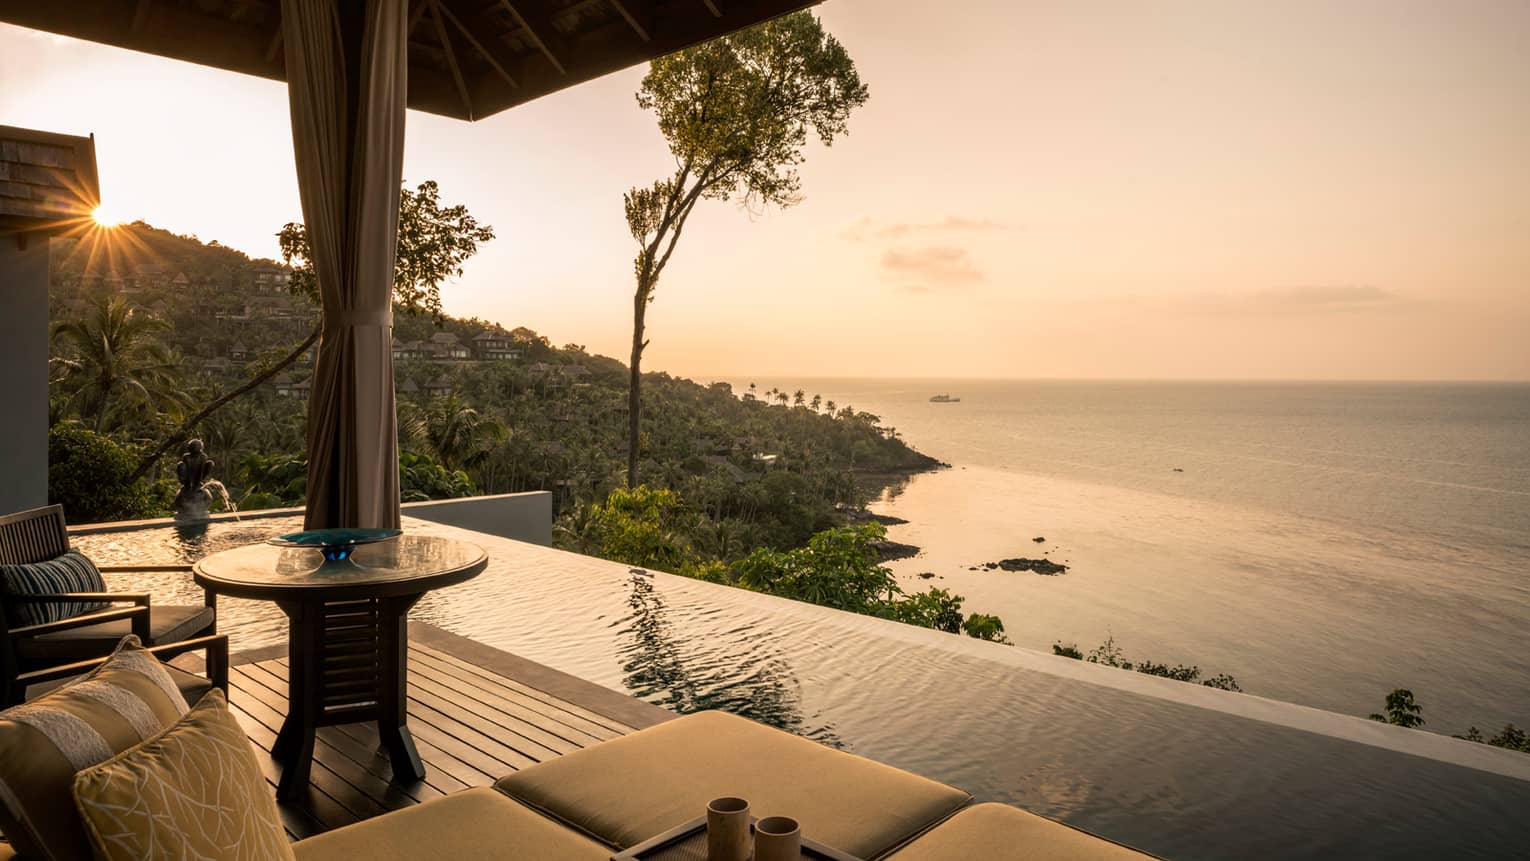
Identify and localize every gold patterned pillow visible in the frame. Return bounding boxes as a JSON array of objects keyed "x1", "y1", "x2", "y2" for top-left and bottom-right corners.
[
  {"x1": 72, "y1": 688, "x2": 295, "y2": 861},
  {"x1": 0, "y1": 635, "x2": 188, "y2": 861}
]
